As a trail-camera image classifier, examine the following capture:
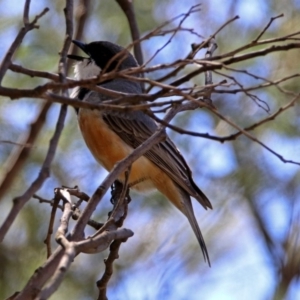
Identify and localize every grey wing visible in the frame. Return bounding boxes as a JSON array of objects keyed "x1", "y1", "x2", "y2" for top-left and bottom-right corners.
[{"x1": 102, "y1": 109, "x2": 212, "y2": 210}]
